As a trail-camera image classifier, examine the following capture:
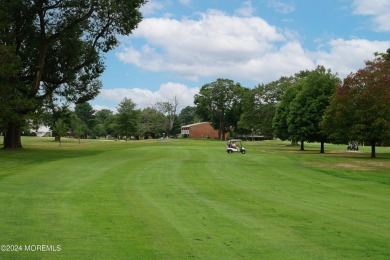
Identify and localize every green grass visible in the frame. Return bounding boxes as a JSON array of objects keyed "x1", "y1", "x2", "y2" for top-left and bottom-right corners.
[{"x1": 0, "y1": 137, "x2": 389, "y2": 259}]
